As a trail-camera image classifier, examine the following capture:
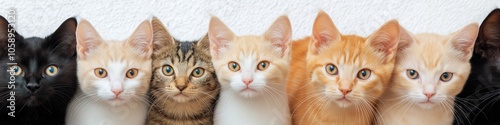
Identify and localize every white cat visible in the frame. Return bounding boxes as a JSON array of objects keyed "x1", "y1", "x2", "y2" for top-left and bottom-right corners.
[
  {"x1": 208, "y1": 16, "x2": 292, "y2": 125},
  {"x1": 66, "y1": 19, "x2": 153, "y2": 125}
]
